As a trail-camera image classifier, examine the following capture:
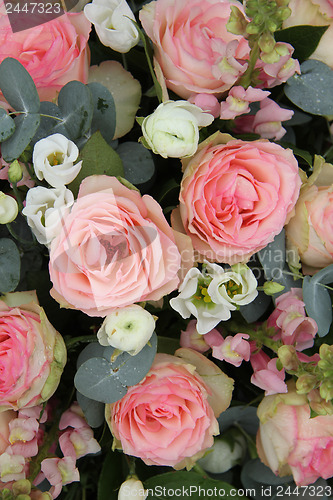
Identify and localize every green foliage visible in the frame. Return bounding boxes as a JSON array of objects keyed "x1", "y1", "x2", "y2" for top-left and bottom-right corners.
[
  {"x1": 0, "y1": 109, "x2": 15, "y2": 142},
  {"x1": 116, "y1": 142, "x2": 155, "y2": 189},
  {"x1": 285, "y1": 59, "x2": 333, "y2": 116},
  {"x1": 241, "y1": 459, "x2": 293, "y2": 500},
  {"x1": 275, "y1": 25, "x2": 329, "y2": 62},
  {"x1": 303, "y1": 264, "x2": 333, "y2": 337},
  {"x1": 0, "y1": 57, "x2": 40, "y2": 112},
  {"x1": 98, "y1": 450, "x2": 124, "y2": 500},
  {"x1": 87, "y1": 82, "x2": 117, "y2": 143},
  {"x1": 55, "y1": 81, "x2": 93, "y2": 140},
  {"x1": 0, "y1": 238, "x2": 21, "y2": 293},
  {"x1": 68, "y1": 131, "x2": 124, "y2": 197},
  {"x1": 1, "y1": 113, "x2": 40, "y2": 162}
]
